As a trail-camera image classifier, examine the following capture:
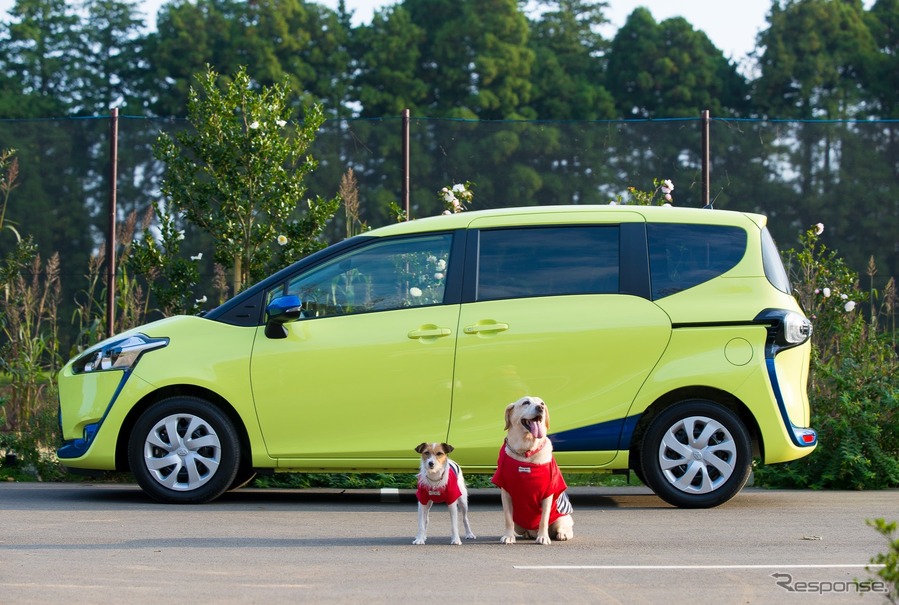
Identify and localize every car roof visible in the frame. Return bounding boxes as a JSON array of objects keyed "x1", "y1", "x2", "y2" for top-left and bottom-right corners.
[{"x1": 369, "y1": 204, "x2": 767, "y2": 237}]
